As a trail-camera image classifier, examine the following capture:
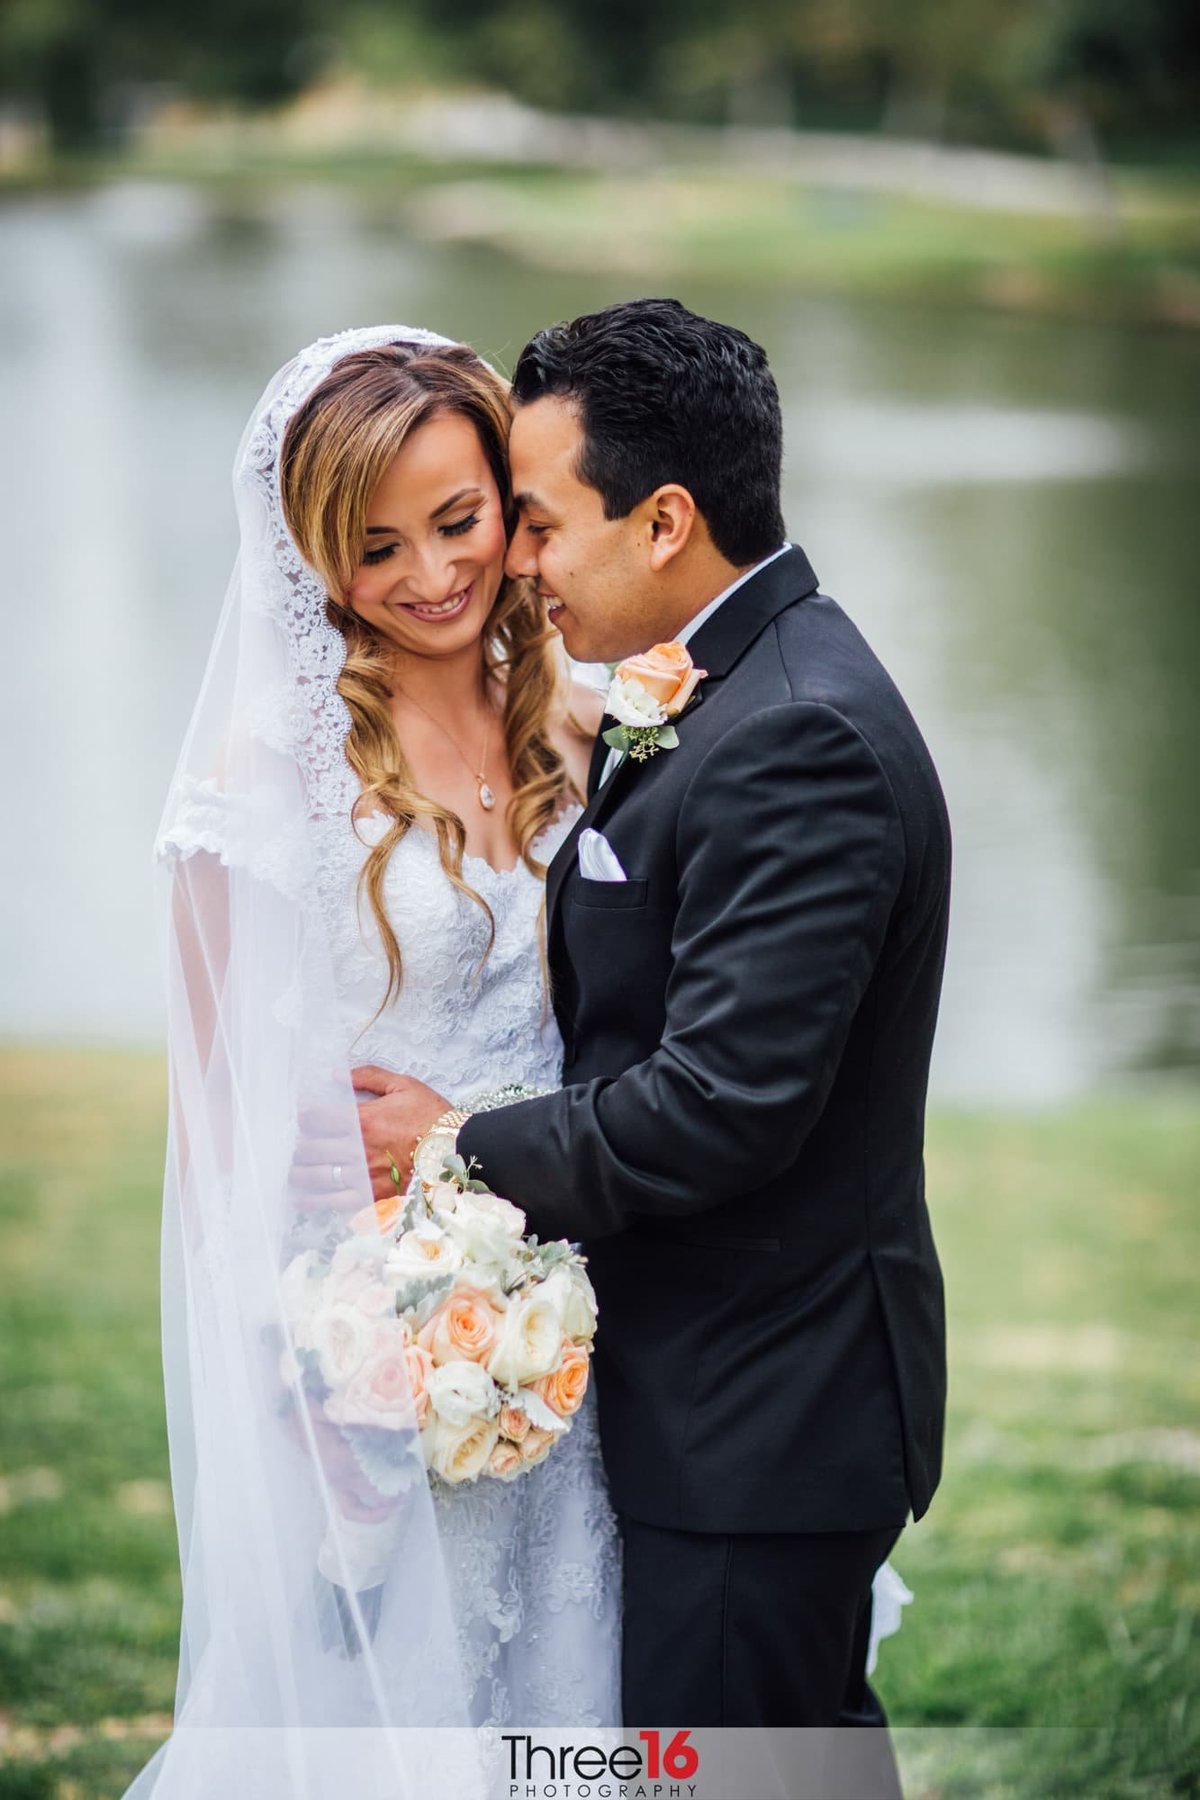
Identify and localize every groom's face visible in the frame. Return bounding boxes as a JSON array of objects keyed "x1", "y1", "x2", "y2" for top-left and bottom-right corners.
[{"x1": 505, "y1": 397, "x2": 656, "y2": 662}]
